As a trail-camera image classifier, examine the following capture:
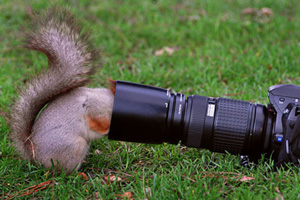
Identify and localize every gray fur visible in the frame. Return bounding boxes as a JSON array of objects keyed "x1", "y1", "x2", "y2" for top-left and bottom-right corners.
[{"x1": 10, "y1": 7, "x2": 114, "y2": 173}]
